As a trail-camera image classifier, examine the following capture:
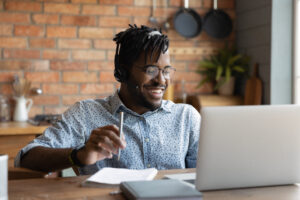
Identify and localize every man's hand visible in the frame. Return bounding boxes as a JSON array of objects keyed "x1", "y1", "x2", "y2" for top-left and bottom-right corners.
[{"x1": 77, "y1": 125, "x2": 126, "y2": 165}]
